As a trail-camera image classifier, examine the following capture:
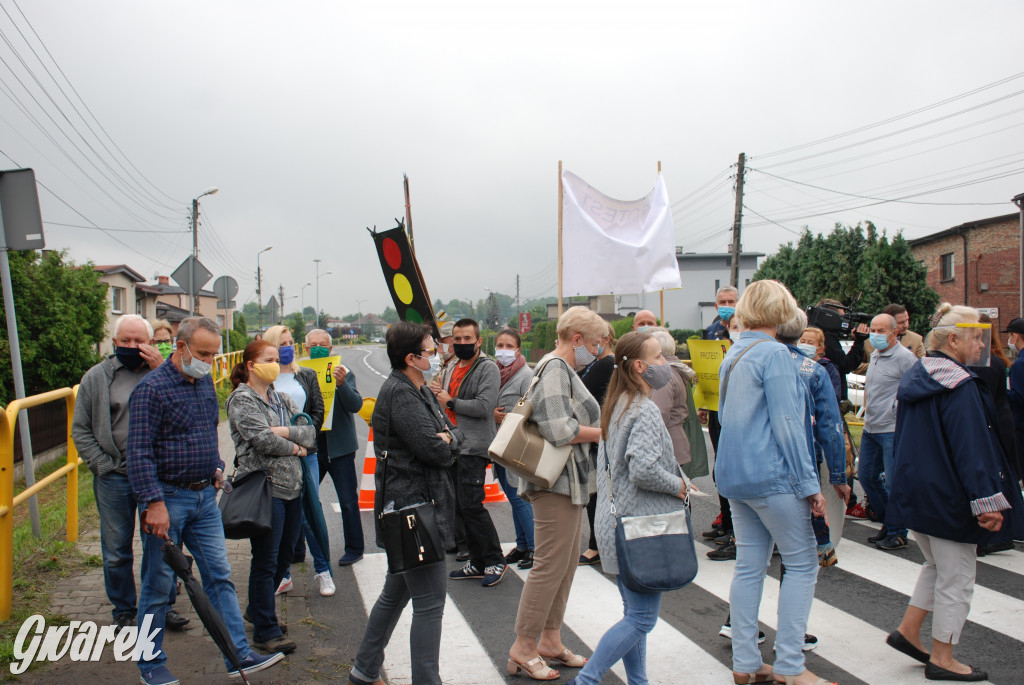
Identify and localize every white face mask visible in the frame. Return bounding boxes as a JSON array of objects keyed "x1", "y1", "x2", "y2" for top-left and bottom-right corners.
[
  {"x1": 494, "y1": 349, "x2": 516, "y2": 366},
  {"x1": 181, "y1": 343, "x2": 212, "y2": 378},
  {"x1": 1009, "y1": 338, "x2": 1018, "y2": 356},
  {"x1": 796, "y1": 343, "x2": 817, "y2": 358}
]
